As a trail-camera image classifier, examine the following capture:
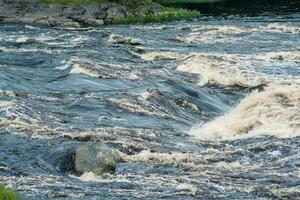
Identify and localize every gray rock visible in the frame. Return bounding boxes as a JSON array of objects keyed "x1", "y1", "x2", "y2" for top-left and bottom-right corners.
[
  {"x1": 106, "y1": 3, "x2": 128, "y2": 19},
  {"x1": 35, "y1": 4, "x2": 65, "y2": 17},
  {"x1": 35, "y1": 19, "x2": 51, "y2": 27},
  {"x1": 85, "y1": 4, "x2": 107, "y2": 19},
  {"x1": 48, "y1": 17, "x2": 81, "y2": 28},
  {"x1": 75, "y1": 142, "x2": 123, "y2": 175},
  {"x1": 64, "y1": 5, "x2": 87, "y2": 17},
  {"x1": 86, "y1": 19, "x2": 104, "y2": 26},
  {"x1": 0, "y1": 0, "x2": 164, "y2": 27},
  {"x1": 129, "y1": 2, "x2": 163, "y2": 16}
]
